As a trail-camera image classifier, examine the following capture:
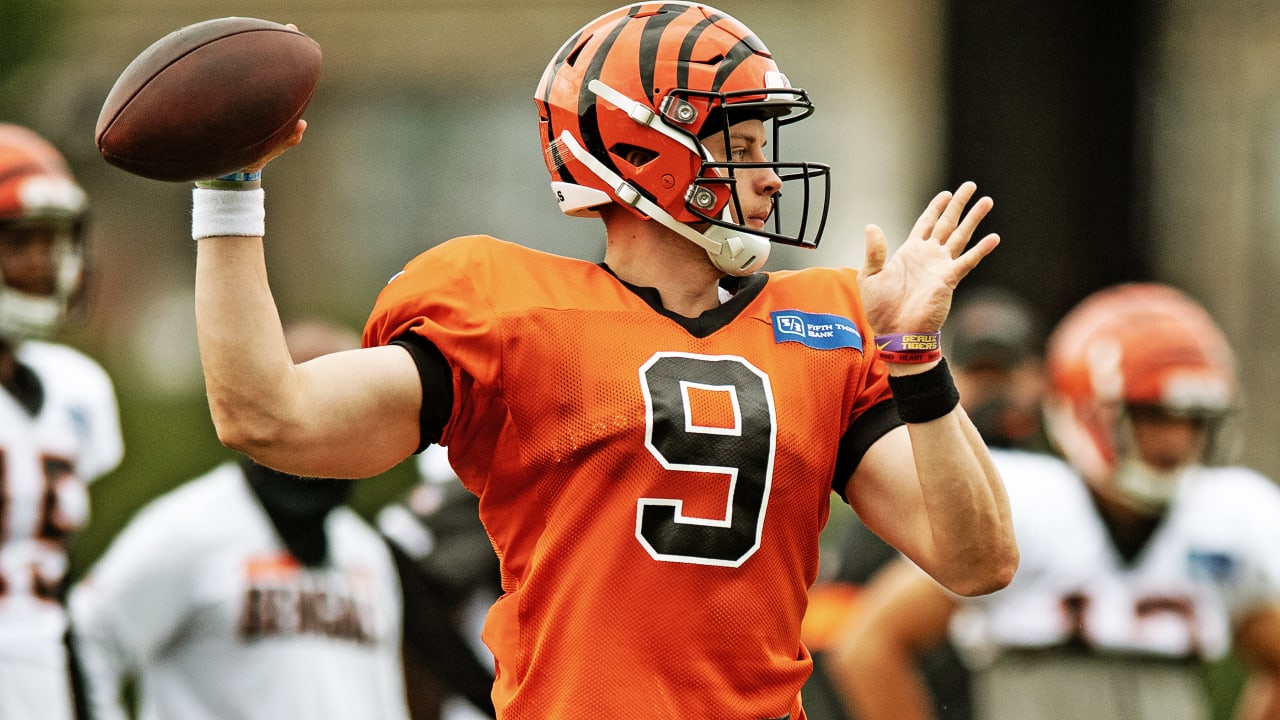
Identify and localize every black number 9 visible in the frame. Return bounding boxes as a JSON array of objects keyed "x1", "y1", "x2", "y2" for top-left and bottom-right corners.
[{"x1": 637, "y1": 352, "x2": 776, "y2": 567}]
